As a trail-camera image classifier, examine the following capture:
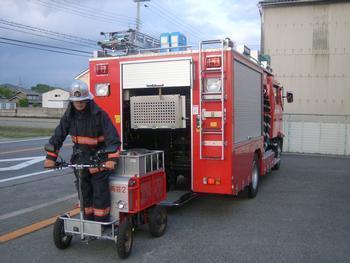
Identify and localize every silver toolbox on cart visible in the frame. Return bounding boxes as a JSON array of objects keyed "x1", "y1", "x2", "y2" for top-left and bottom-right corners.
[{"x1": 116, "y1": 149, "x2": 164, "y2": 177}]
